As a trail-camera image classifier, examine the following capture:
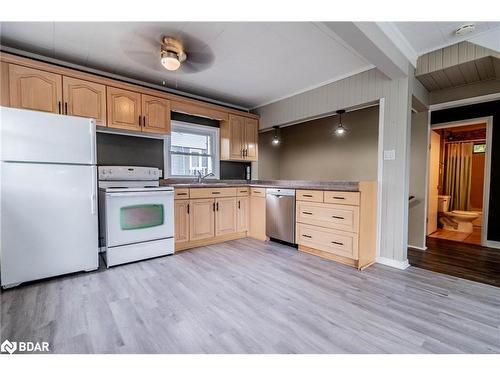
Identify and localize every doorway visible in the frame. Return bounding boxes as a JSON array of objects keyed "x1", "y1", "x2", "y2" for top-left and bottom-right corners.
[{"x1": 427, "y1": 119, "x2": 490, "y2": 246}]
